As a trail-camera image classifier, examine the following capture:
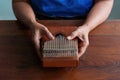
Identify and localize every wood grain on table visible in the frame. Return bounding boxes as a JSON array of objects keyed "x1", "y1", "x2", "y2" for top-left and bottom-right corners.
[{"x1": 0, "y1": 20, "x2": 120, "y2": 80}]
